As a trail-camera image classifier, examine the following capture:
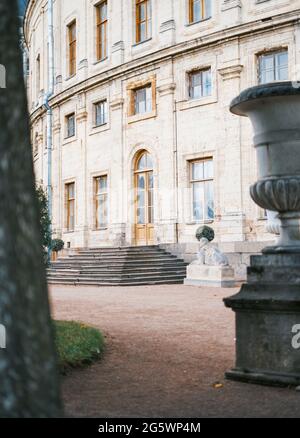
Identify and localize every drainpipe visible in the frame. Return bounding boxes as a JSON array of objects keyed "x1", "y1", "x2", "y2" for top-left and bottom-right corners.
[{"x1": 44, "y1": 0, "x2": 54, "y2": 259}]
